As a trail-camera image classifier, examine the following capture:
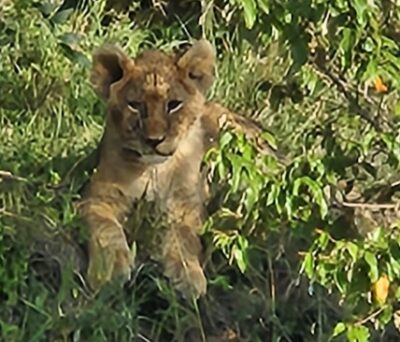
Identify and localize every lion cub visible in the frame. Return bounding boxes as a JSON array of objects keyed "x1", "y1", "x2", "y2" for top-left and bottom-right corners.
[{"x1": 78, "y1": 39, "x2": 230, "y2": 299}]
